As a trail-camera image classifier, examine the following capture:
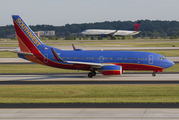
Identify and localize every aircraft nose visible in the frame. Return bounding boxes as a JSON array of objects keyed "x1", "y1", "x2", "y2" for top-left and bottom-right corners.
[
  {"x1": 81, "y1": 30, "x2": 86, "y2": 34},
  {"x1": 167, "y1": 59, "x2": 175, "y2": 68},
  {"x1": 81, "y1": 31, "x2": 84, "y2": 34}
]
